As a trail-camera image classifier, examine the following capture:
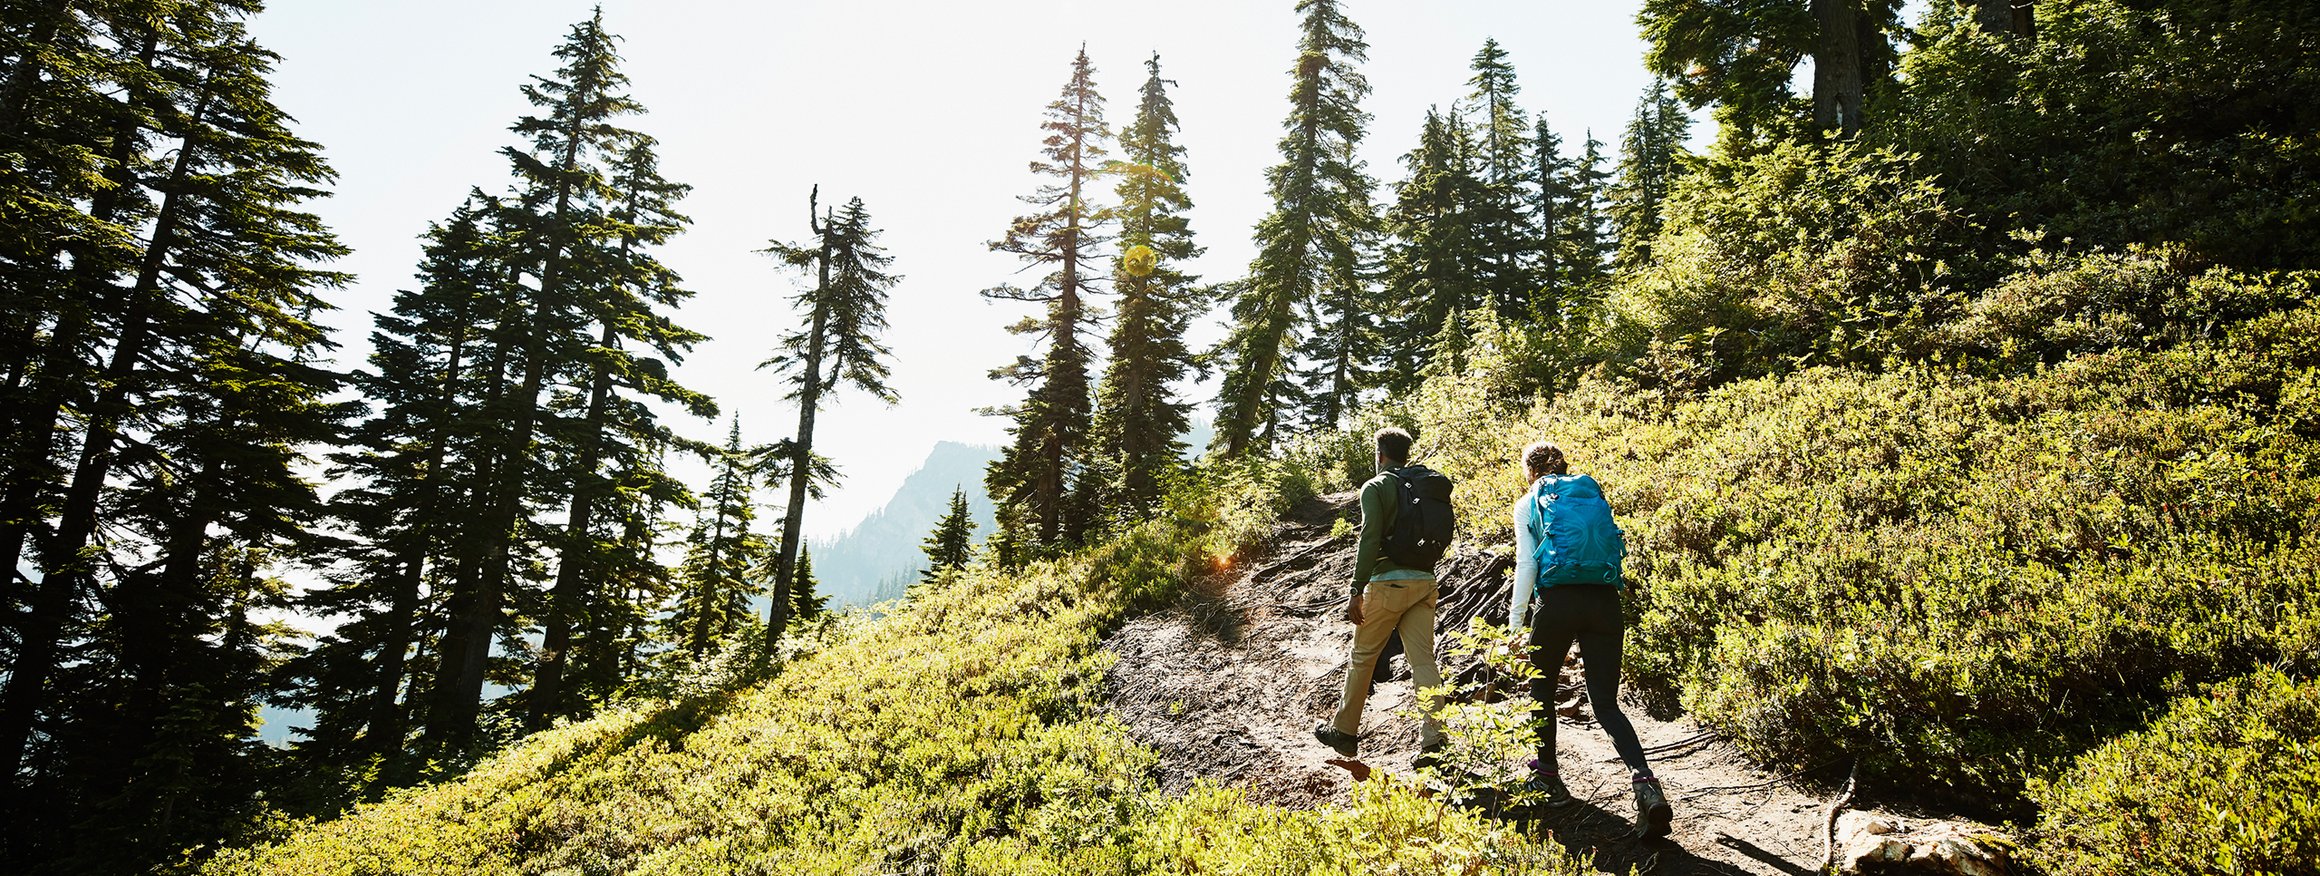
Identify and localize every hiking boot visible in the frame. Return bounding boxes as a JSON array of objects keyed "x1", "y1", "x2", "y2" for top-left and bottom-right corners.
[
  {"x1": 1632, "y1": 776, "x2": 1673, "y2": 839},
  {"x1": 1412, "y1": 741, "x2": 1446, "y2": 771},
  {"x1": 1524, "y1": 772, "x2": 1574, "y2": 807},
  {"x1": 1313, "y1": 722, "x2": 1359, "y2": 757}
]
